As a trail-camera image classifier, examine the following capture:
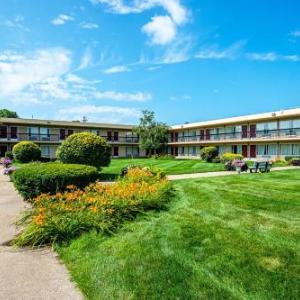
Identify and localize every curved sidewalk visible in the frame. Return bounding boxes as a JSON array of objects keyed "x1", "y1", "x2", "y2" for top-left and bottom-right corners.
[
  {"x1": 0, "y1": 172, "x2": 83, "y2": 300},
  {"x1": 167, "y1": 166, "x2": 300, "y2": 180}
]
